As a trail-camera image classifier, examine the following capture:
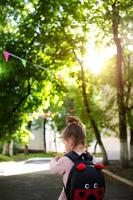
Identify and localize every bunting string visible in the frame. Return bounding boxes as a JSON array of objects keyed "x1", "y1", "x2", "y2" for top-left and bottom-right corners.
[{"x1": 3, "y1": 51, "x2": 47, "y2": 70}]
